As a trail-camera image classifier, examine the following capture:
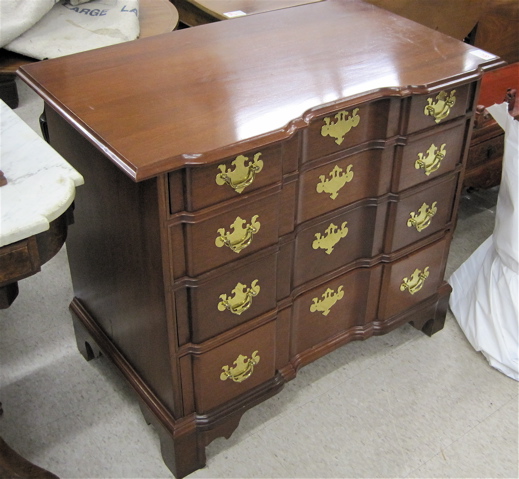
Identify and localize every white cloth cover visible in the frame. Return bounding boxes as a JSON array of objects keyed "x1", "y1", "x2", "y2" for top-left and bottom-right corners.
[
  {"x1": 3, "y1": 0, "x2": 140, "y2": 60},
  {"x1": 0, "y1": 1, "x2": 59, "y2": 47},
  {"x1": 449, "y1": 102, "x2": 519, "y2": 381}
]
